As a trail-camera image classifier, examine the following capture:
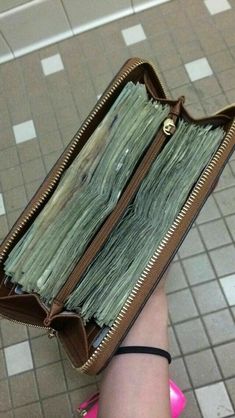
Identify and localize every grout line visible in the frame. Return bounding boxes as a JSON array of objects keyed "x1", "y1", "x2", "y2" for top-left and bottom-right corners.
[
  {"x1": 196, "y1": 218, "x2": 235, "y2": 322},
  {"x1": 26, "y1": 335, "x2": 47, "y2": 418},
  {"x1": 56, "y1": 341, "x2": 76, "y2": 416}
]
